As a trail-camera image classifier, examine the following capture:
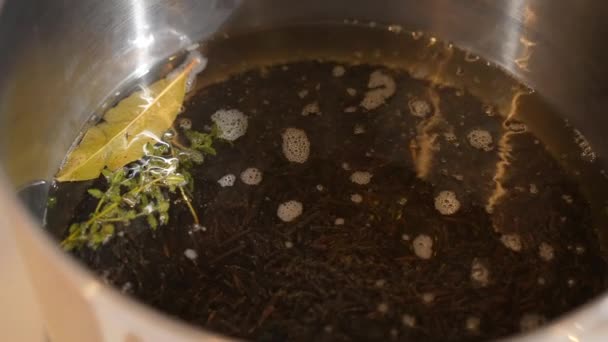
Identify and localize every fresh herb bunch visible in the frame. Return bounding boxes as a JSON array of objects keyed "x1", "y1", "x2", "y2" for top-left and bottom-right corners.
[{"x1": 61, "y1": 126, "x2": 220, "y2": 251}]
